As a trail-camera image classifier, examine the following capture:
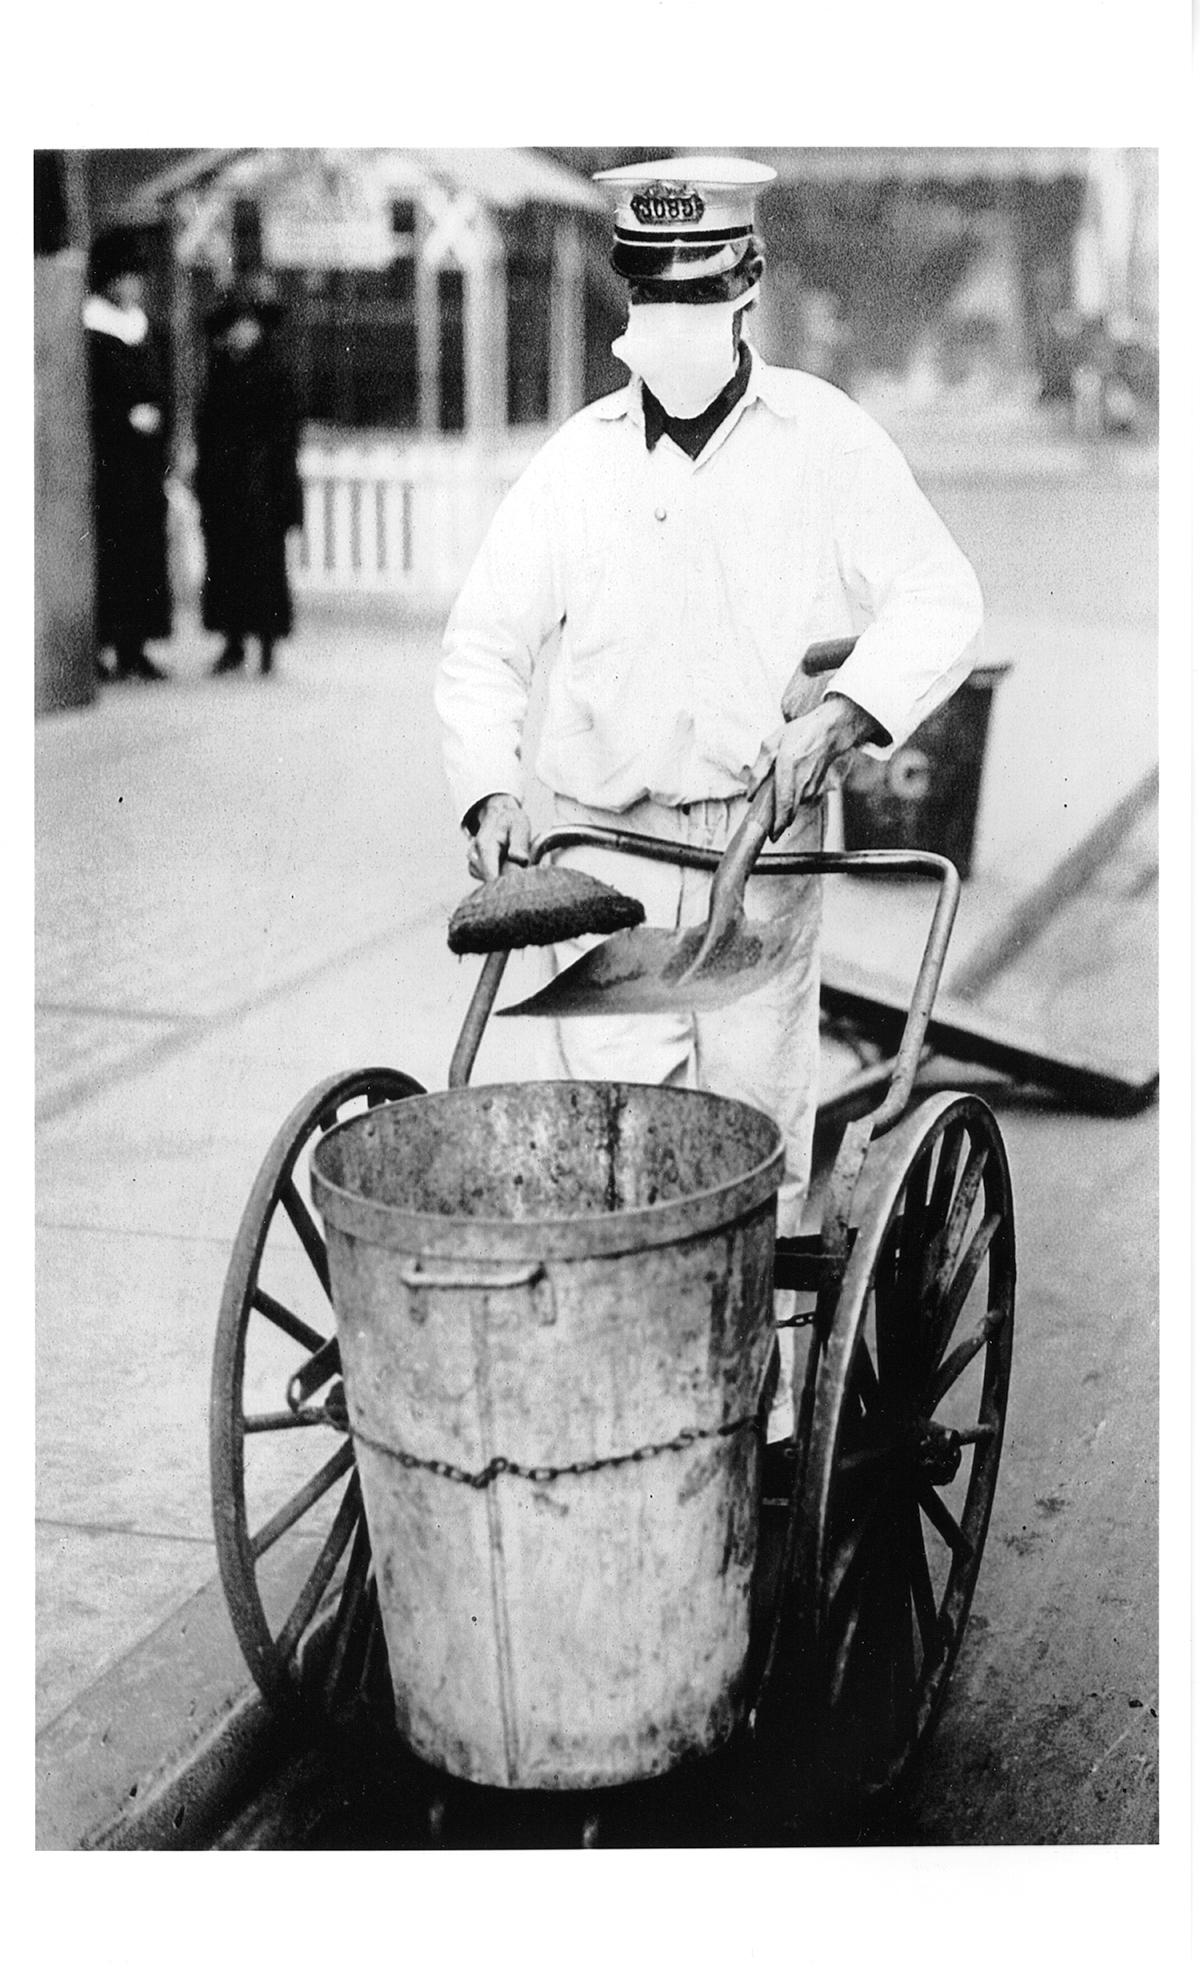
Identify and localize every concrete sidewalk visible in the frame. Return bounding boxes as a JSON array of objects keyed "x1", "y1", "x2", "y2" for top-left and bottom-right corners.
[
  {"x1": 35, "y1": 505, "x2": 1157, "y2": 1766},
  {"x1": 822, "y1": 602, "x2": 1158, "y2": 1006},
  {"x1": 36, "y1": 605, "x2": 493, "y2": 1737}
]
